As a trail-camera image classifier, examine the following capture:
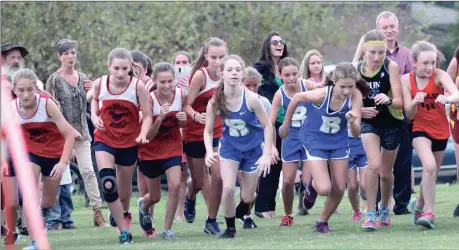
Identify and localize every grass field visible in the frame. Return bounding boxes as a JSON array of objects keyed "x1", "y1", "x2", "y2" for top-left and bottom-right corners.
[{"x1": 13, "y1": 184, "x2": 459, "y2": 249}]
